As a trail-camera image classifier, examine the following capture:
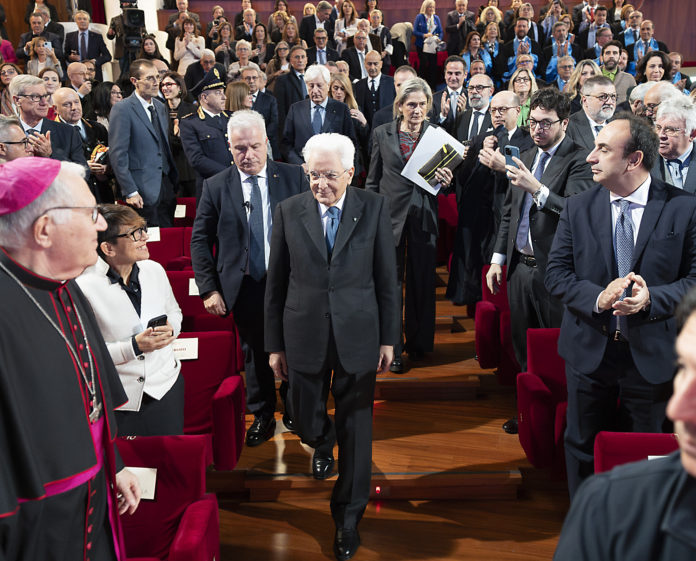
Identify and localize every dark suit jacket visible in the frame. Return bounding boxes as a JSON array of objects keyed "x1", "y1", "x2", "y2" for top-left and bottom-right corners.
[
  {"x1": 108, "y1": 93, "x2": 178, "y2": 204},
  {"x1": 272, "y1": 70, "x2": 307, "y2": 136},
  {"x1": 445, "y1": 9, "x2": 475, "y2": 56},
  {"x1": 341, "y1": 47, "x2": 367, "y2": 83},
  {"x1": 498, "y1": 37, "x2": 543, "y2": 71},
  {"x1": 190, "y1": 160, "x2": 308, "y2": 309},
  {"x1": 264, "y1": 187, "x2": 399, "y2": 373},
  {"x1": 651, "y1": 145, "x2": 696, "y2": 195},
  {"x1": 453, "y1": 108, "x2": 494, "y2": 143},
  {"x1": 183, "y1": 62, "x2": 226, "y2": 93},
  {"x1": 16, "y1": 31, "x2": 63, "y2": 61},
  {"x1": 64, "y1": 30, "x2": 112, "y2": 81},
  {"x1": 39, "y1": 118, "x2": 88, "y2": 174},
  {"x1": 306, "y1": 46, "x2": 340, "y2": 66},
  {"x1": 565, "y1": 110, "x2": 602, "y2": 153},
  {"x1": 252, "y1": 91, "x2": 280, "y2": 159},
  {"x1": 234, "y1": 24, "x2": 253, "y2": 42},
  {"x1": 353, "y1": 75, "x2": 395, "y2": 126},
  {"x1": 366, "y1": 120, "x2": 440, "y2": 244},
  {"x1": 299, "y1": 15, "x2": 335, "y2": 49},
  {"x1": 281, "y1": 98, "x2": 357, "y2": 165},
  {"x1": 24, "y1": 1, "x2": 58, "y2": 23},
  {"x1": 370, "y1": 105, "x2": 394, "y2": 133},
  {"x1": 493, "y1": 134, "x2": 595, "y2": 276},
  {"x1": 429, "y1": 88, "x2": 467, "y2": 135},
  {"x1": 545, "y1": 178, "x2": 696, "y2": 383}
]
